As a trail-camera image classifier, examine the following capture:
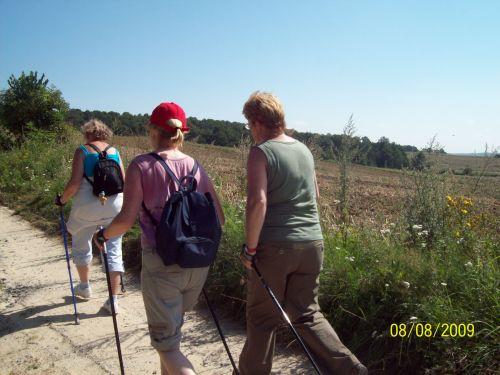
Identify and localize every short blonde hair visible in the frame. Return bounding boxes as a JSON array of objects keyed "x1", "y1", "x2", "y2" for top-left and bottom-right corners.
[
  {"x1": 81, "y1": 119, "x2": 113, "y2": 141},
  {"x1": 150, "y1": 124, "x2": 184, "y2": 148},
  {"x1": 243, "y1": 91, "x2": 286, "y2": 133}
]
